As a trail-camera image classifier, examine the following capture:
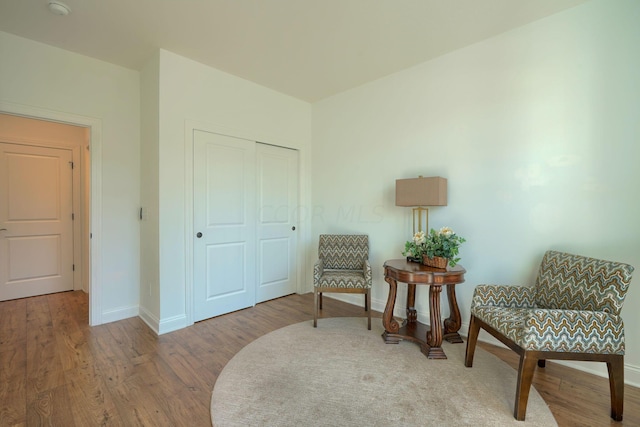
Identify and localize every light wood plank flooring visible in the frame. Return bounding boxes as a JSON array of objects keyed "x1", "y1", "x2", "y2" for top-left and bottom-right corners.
[{"x1": 1, "y1": 291, "x2": 638, "y2": 426}]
